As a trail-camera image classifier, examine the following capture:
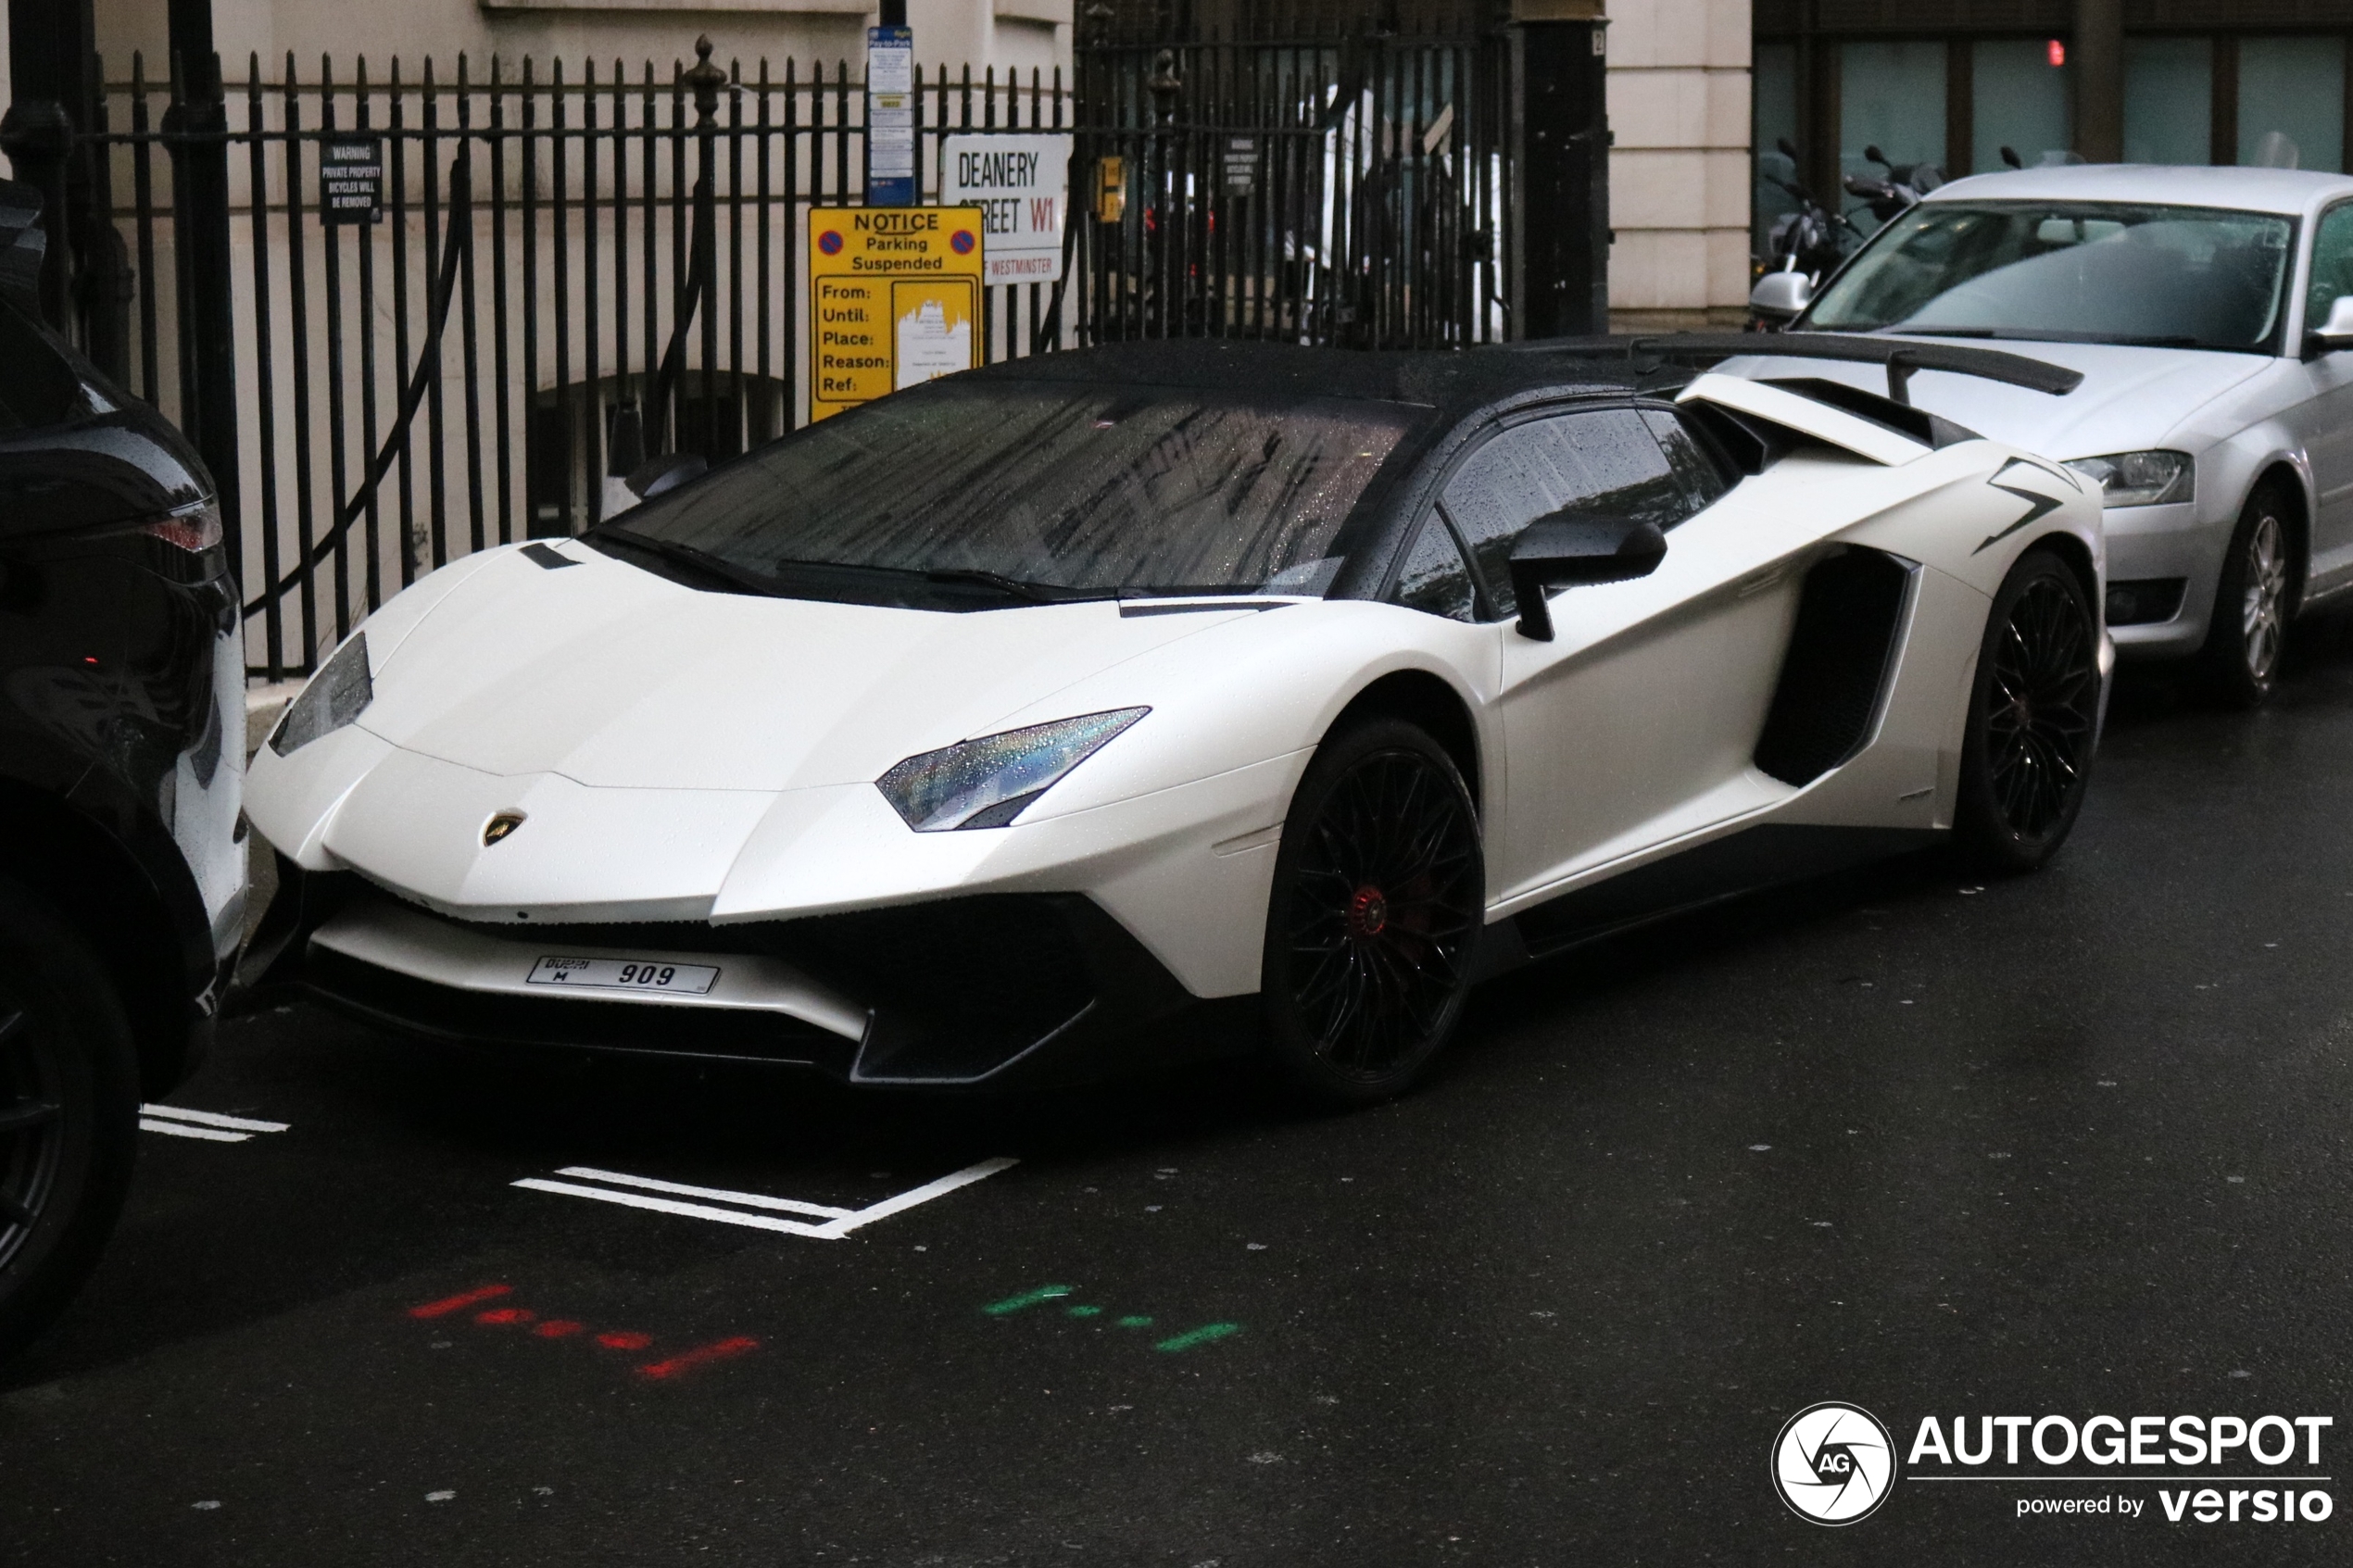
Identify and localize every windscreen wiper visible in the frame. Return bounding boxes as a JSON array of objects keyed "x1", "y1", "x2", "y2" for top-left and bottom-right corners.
[
  {"x1": 593, "y1": 525, "x2": 796, "y2": 598},
  {"x1": 920, "y1": 567, "x2": 1107, "y2": 603}
]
